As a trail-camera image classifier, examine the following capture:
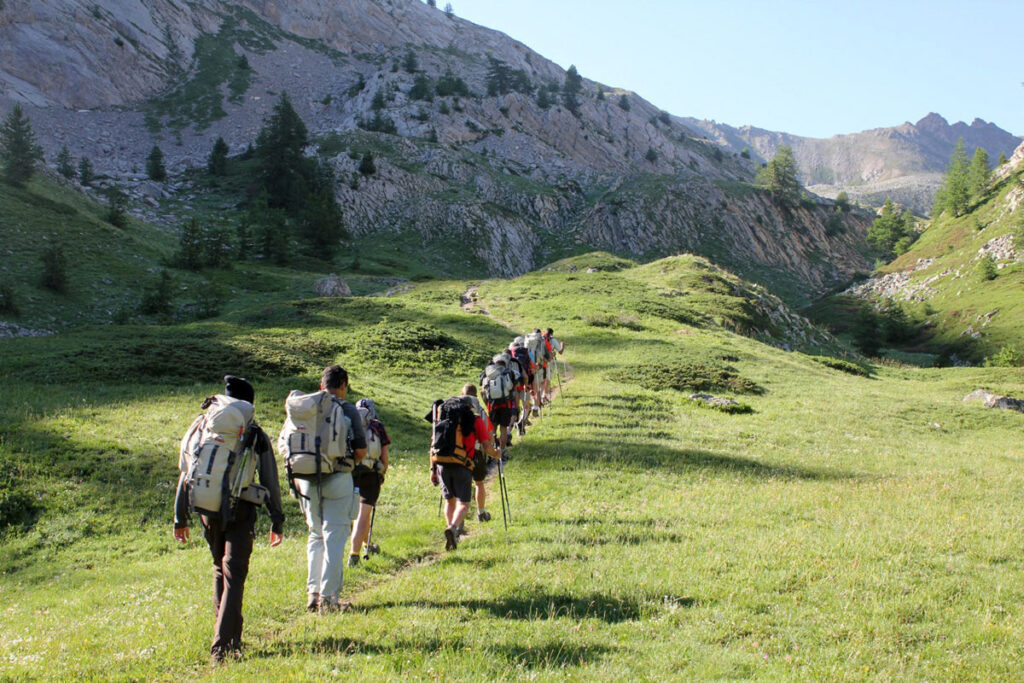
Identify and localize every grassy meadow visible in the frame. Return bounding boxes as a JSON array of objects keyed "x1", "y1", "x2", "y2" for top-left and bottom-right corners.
[{"x1": 2, "y1": 253, "x2": 1024, "y2": 680}]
